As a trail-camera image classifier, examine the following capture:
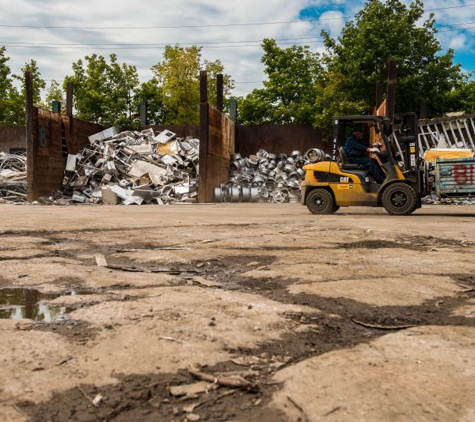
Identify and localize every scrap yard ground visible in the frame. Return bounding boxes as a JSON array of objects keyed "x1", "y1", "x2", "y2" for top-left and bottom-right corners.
[{"x1": 1, "y1": 203, "x2": 475, "y2": 422}]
